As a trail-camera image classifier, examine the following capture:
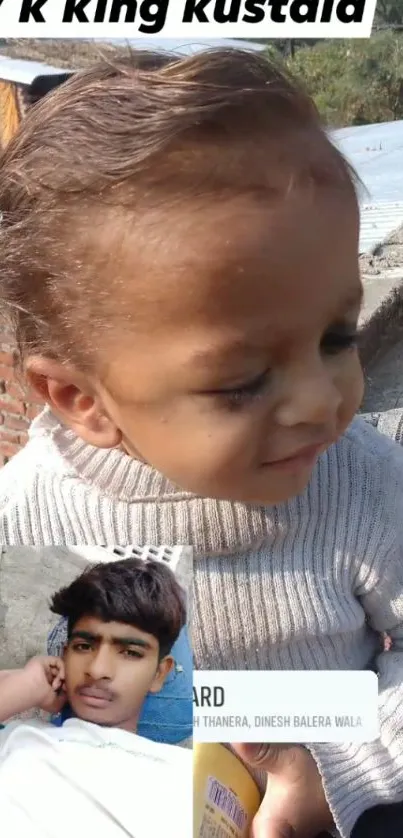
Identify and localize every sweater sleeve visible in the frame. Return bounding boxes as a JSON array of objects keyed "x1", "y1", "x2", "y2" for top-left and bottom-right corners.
[{"x1": 308, "y1": 447, "x2": 403, "y2": 838}]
